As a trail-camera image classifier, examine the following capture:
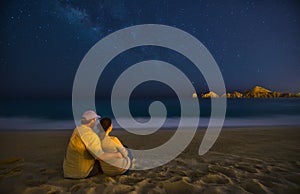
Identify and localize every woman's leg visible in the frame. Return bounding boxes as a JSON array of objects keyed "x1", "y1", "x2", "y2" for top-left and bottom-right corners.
[
  {"x1": 122, "y1": 145, "x2": 134, "y2": 174},
  {"x1": 123, "y1": 145, "x2": 133, "y2": 161}
]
